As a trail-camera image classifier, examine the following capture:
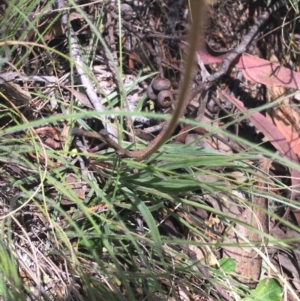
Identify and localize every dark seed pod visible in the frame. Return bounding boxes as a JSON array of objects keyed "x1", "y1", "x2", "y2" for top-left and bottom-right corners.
[
  {"x1": 121, "y1": 4, "x2": 134, "y2": 21},
  {"x1": 152, "y1": 78, "x2": 171, "y2": 92},
  {"x1": 146, "y1": 85, "x2": 157, "y2": 100},
  {"x1": 157, "y1": 90, "x2": 173, "y2": 108}
]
